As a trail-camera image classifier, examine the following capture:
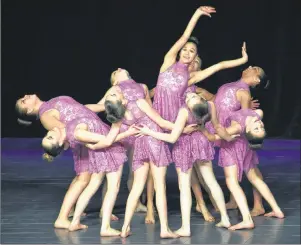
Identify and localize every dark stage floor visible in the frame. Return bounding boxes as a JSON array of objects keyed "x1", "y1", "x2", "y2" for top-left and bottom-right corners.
[{"x1": 1, "y1": 138, "x2": 300, "y2": 244}]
